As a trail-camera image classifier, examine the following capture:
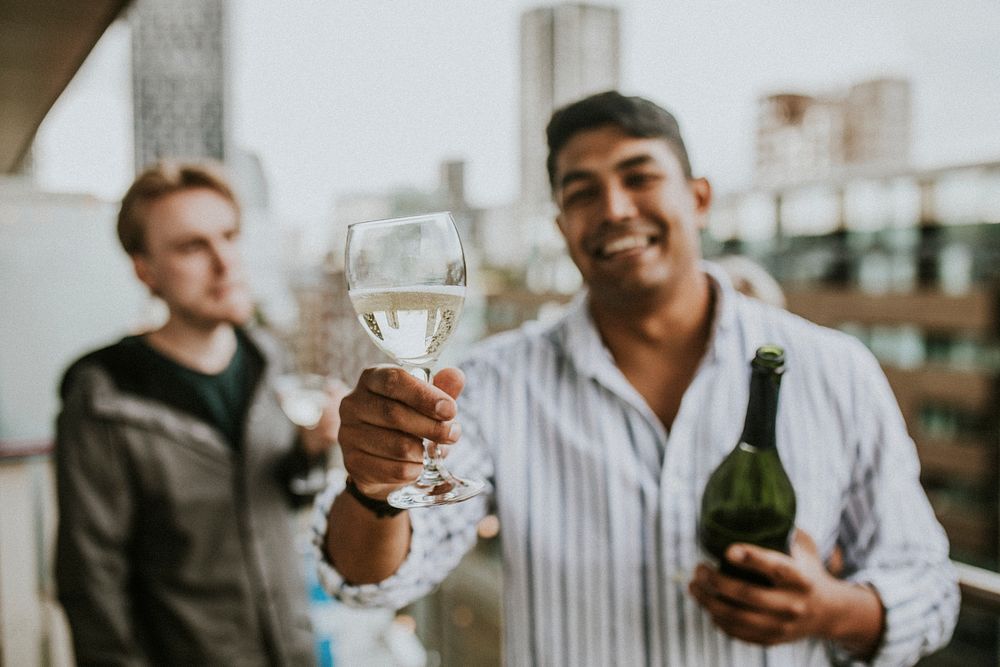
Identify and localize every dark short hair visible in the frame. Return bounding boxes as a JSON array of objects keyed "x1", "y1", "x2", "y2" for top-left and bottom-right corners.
[
  {"x1": 546, "y1": 90, "x2": 693, "y2": 192},
  {"x1": 117, "y1": 160, "x2": 239, "y2": 255}
]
